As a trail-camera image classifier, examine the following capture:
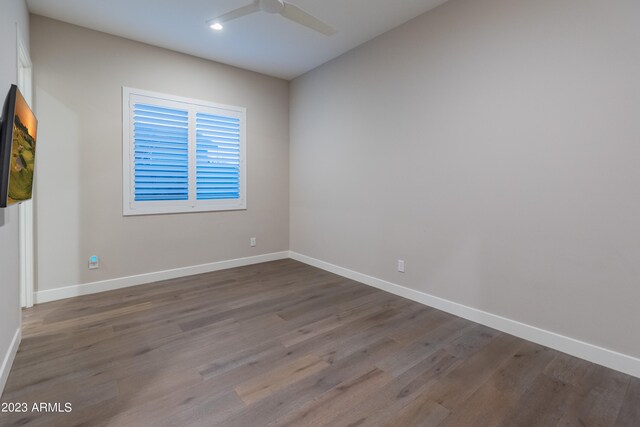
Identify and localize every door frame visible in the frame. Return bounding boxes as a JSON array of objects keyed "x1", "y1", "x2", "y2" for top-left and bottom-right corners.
[{"x1": 17, "y1": 26, "x2": 34, "y2": 309}]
